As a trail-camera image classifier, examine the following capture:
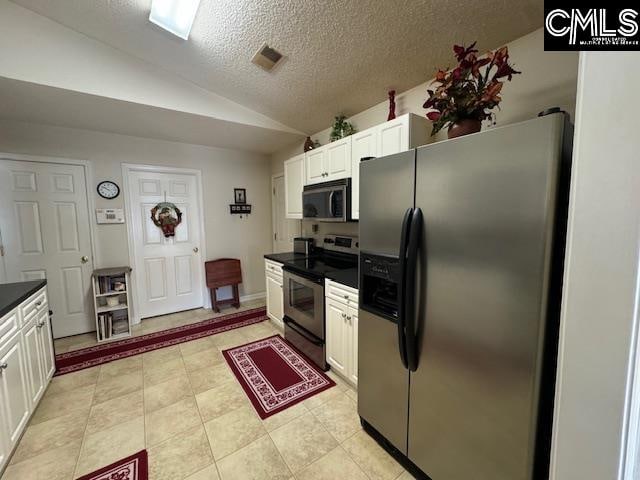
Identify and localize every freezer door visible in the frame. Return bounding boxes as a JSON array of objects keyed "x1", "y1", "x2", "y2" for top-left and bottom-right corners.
[
  {"x1": 408, "y1": 115, "x2": 567, "y2": 480},
  {"x1": 359, "y1": 150, "x2": 415, "y2": 256},
  {"x1": 358, "y1": 149, "x2": 415, "y2": 453}
]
